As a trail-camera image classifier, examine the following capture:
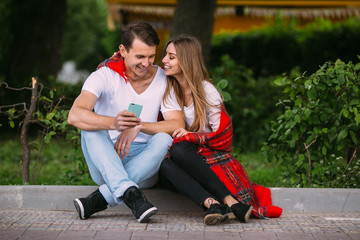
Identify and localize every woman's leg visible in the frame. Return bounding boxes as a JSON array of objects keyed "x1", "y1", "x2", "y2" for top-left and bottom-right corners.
[
  {"x1": 160, "y1": 158, "x2": 227, "y2": 225},
  {"x1": 169, "y1": 141, "x2": 231, "y2": 201},
  {"x1": 159, "y1": 157, "x2": 211, "y2": 208}
]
